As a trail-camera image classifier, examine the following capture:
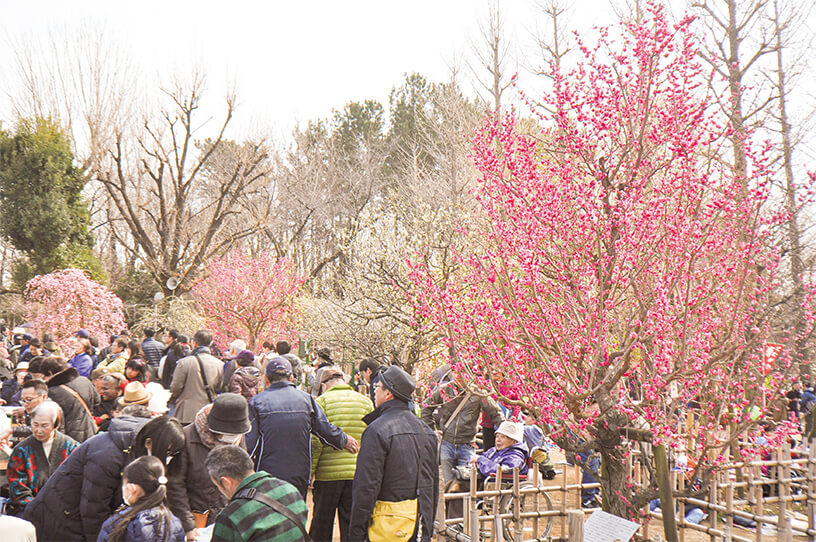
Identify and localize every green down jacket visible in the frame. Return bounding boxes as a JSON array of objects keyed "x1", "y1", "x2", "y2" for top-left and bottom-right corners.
[{"x1": 311, "y1": 382, "x2": 374, "y2": 481}]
